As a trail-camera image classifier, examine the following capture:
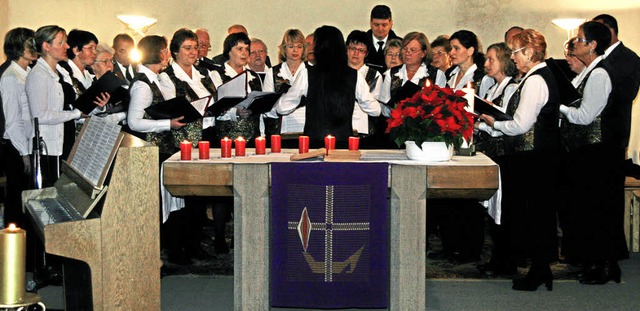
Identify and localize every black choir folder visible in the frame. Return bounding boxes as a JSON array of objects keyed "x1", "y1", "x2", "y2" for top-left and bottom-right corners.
[
  {"x1": 389, "y1": 81, "x2": 421, "y2": 106},
  {"x1": 208, "y1": 69, "x2": 283, "y2": 116},
  {"x1": 144, "y1": 95, "x2": 212, "y2": 123},
  {"x1": 75, "y1": 71, "x2": 130, "y2": 114},
  {"x1": 546, "y1": 58, "x2": 581, "y2": 106},
  {"x1": 473, "y1": 95, "x2": 513, "y2": 121}
]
